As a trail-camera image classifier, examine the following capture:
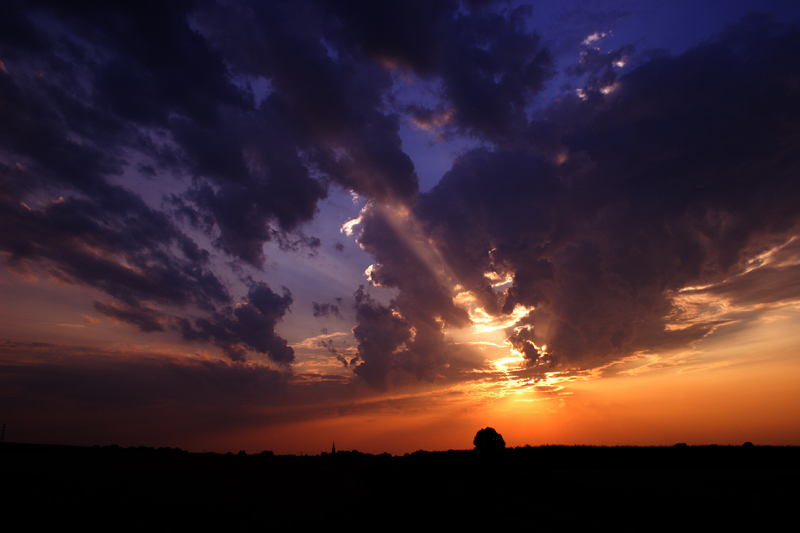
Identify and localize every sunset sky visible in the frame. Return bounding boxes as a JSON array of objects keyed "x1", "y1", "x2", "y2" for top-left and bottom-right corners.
[{"x1": 2, "y1": 0, "x2": 800, "y2": 455}]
